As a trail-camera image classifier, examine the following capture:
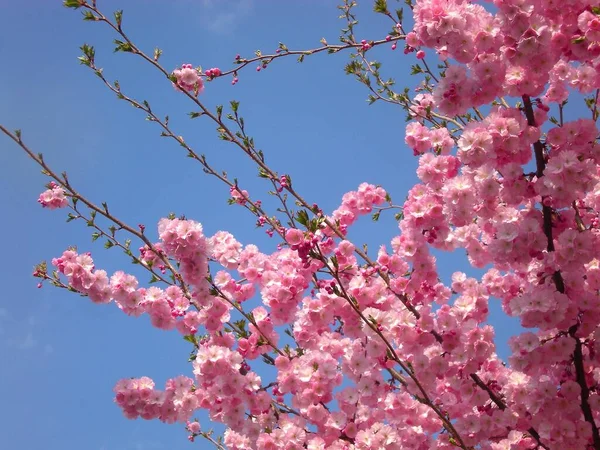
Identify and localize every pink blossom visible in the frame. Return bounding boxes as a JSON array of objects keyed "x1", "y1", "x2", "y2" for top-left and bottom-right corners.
[
  {"x1": 38, "y1": 183, "x2": 68, "y2": 209},
  {"x1": 172, "y1": 64, "x2": 203, "y2": 93}
]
